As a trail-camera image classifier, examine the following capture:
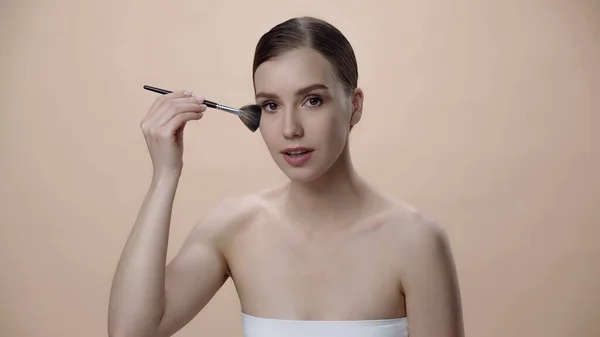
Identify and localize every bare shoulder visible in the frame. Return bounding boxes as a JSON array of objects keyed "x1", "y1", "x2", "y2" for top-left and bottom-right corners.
[
  {"x1": 384, "y1": 197, "x2": 449, "y2": 242},
  {"x1": 186, "y1": 185, "x2": 283, "y2": 245},
  {"x1": 380, "y1": 197, "x2": 454, "y2": 268},
  {"x1": 184, "y1": 193, "x2": 263, "y2": 246}
]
